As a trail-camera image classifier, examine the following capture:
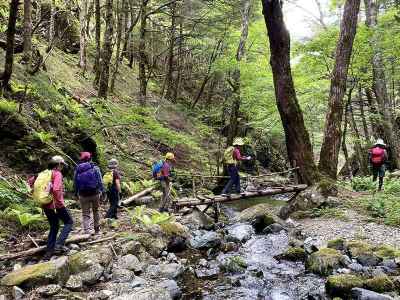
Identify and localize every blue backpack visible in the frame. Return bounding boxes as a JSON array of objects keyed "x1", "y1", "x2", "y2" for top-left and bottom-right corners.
[
  {"x1": 152, "y1": 160, "x2": 164, "y2": 179},
  {"x1": 76, "y1": 162, "x2": 99, "y2": 194}
]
